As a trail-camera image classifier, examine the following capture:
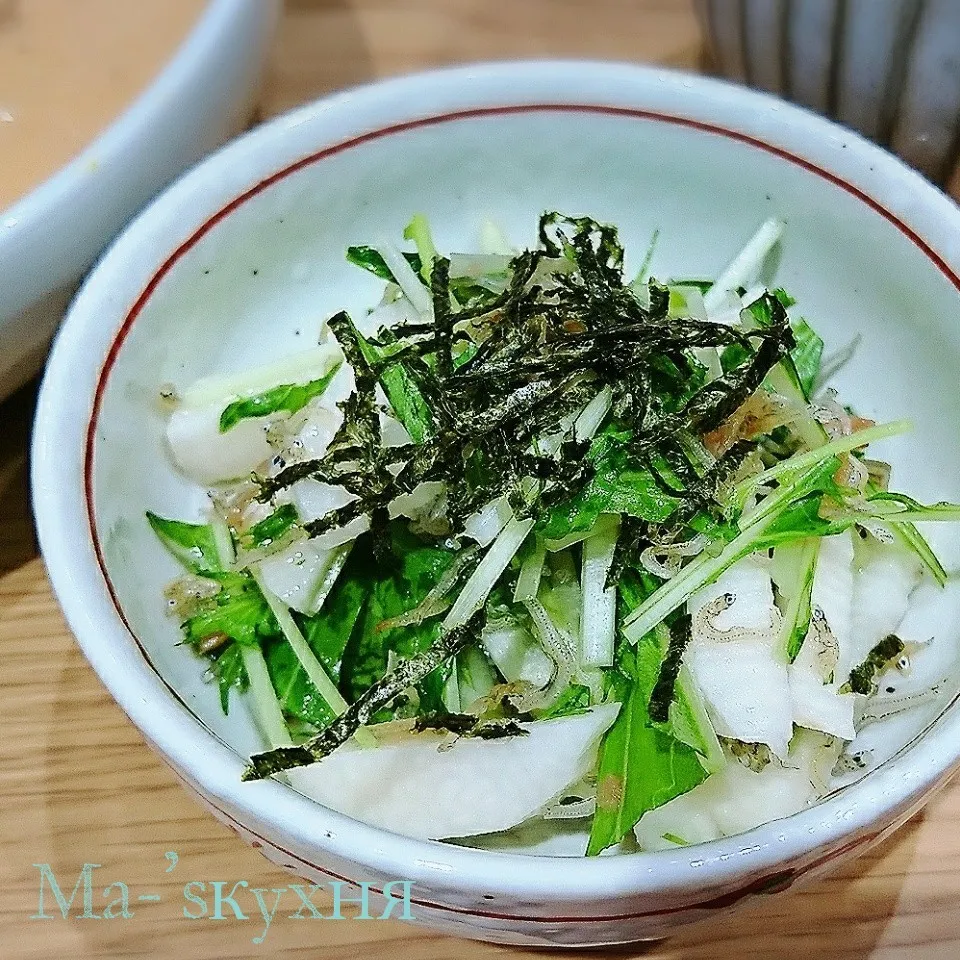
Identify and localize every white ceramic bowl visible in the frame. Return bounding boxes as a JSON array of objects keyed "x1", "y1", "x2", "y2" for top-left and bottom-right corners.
[
  {"x1": 33, "y1": 62, "x2": 960, "y2": 947},
  {"x1": 0, "y1": 0, "x2": 279, "y2": 400}
]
